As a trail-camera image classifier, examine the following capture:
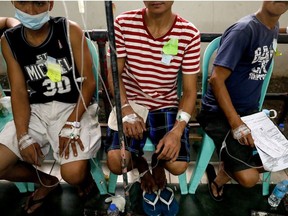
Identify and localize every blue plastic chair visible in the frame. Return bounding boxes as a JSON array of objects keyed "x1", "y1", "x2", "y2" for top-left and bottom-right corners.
[
  {"x1": 188, "y1": 36, "x2": 272, "y2": 195},
  {"x1": 107, "y1": 71, "x2": 188, "y2": 195}
]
